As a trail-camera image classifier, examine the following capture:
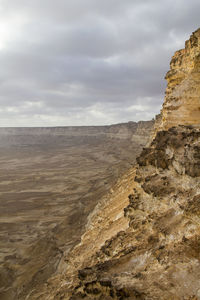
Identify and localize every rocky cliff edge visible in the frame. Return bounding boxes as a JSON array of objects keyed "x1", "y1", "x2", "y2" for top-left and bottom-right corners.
[
  {"x1": 28, "y1": 29, "x2": 200, "y2": 300},
  {"x1": 156, "y1": 29, "x2": 200, "y2": 132}
]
